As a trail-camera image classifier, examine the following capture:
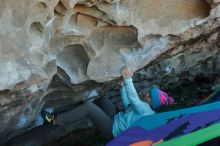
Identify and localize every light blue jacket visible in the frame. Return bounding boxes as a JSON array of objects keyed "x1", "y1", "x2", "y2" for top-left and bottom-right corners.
[{"x1": 112, "y1": 78, "x2": 155, "y2": 137}]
